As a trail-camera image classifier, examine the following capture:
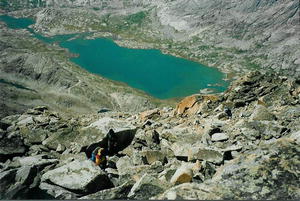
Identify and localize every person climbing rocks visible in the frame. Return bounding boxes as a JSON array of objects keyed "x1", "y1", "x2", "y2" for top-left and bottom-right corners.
[
  {"x1": 152, "y1": 130, "x2": 160, "y2": 145},
  {"x1": 224, "y1": 107, "x2": 232, "y2": 118},
  {"x1": 90, "y1": 146, "x2": 100, "y2": 162},
  {"x1": 95, "y1": 147, "x2": 107, "y2": 169},
  {"x1": 107, "y1": 129, "x2": 118, "y2": 155}
]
